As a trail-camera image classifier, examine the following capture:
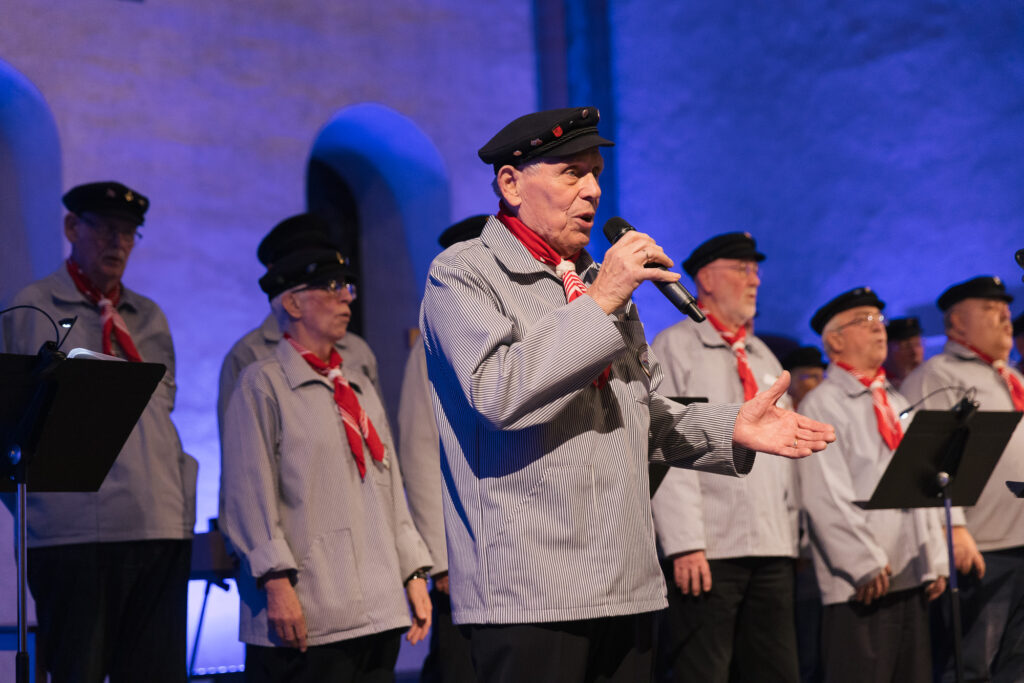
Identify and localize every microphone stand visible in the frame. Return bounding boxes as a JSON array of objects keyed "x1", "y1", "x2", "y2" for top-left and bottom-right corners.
[
  {"x1": 8, "y1": 342, "x2": 65, "y2": 683},
  {"x1": 935, "y1": 396, "x2": 978, "y2": 683}
]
